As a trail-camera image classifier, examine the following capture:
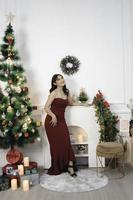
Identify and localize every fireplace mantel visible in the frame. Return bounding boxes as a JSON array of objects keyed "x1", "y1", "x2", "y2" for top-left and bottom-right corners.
[{"x1": 65, "y1": 106, "x2": 99, "y2": 167}]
